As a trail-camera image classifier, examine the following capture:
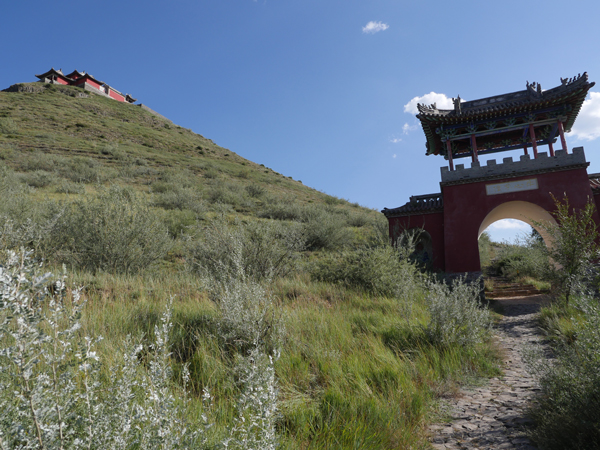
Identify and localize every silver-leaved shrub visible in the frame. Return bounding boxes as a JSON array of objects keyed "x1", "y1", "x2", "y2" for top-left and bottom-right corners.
[
  {"x1": 425, "y1": 277, "x2": 492, "y2": 347},
  {"x1": 0, "y1": 249, "x2": 203, "y2": 449}
]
